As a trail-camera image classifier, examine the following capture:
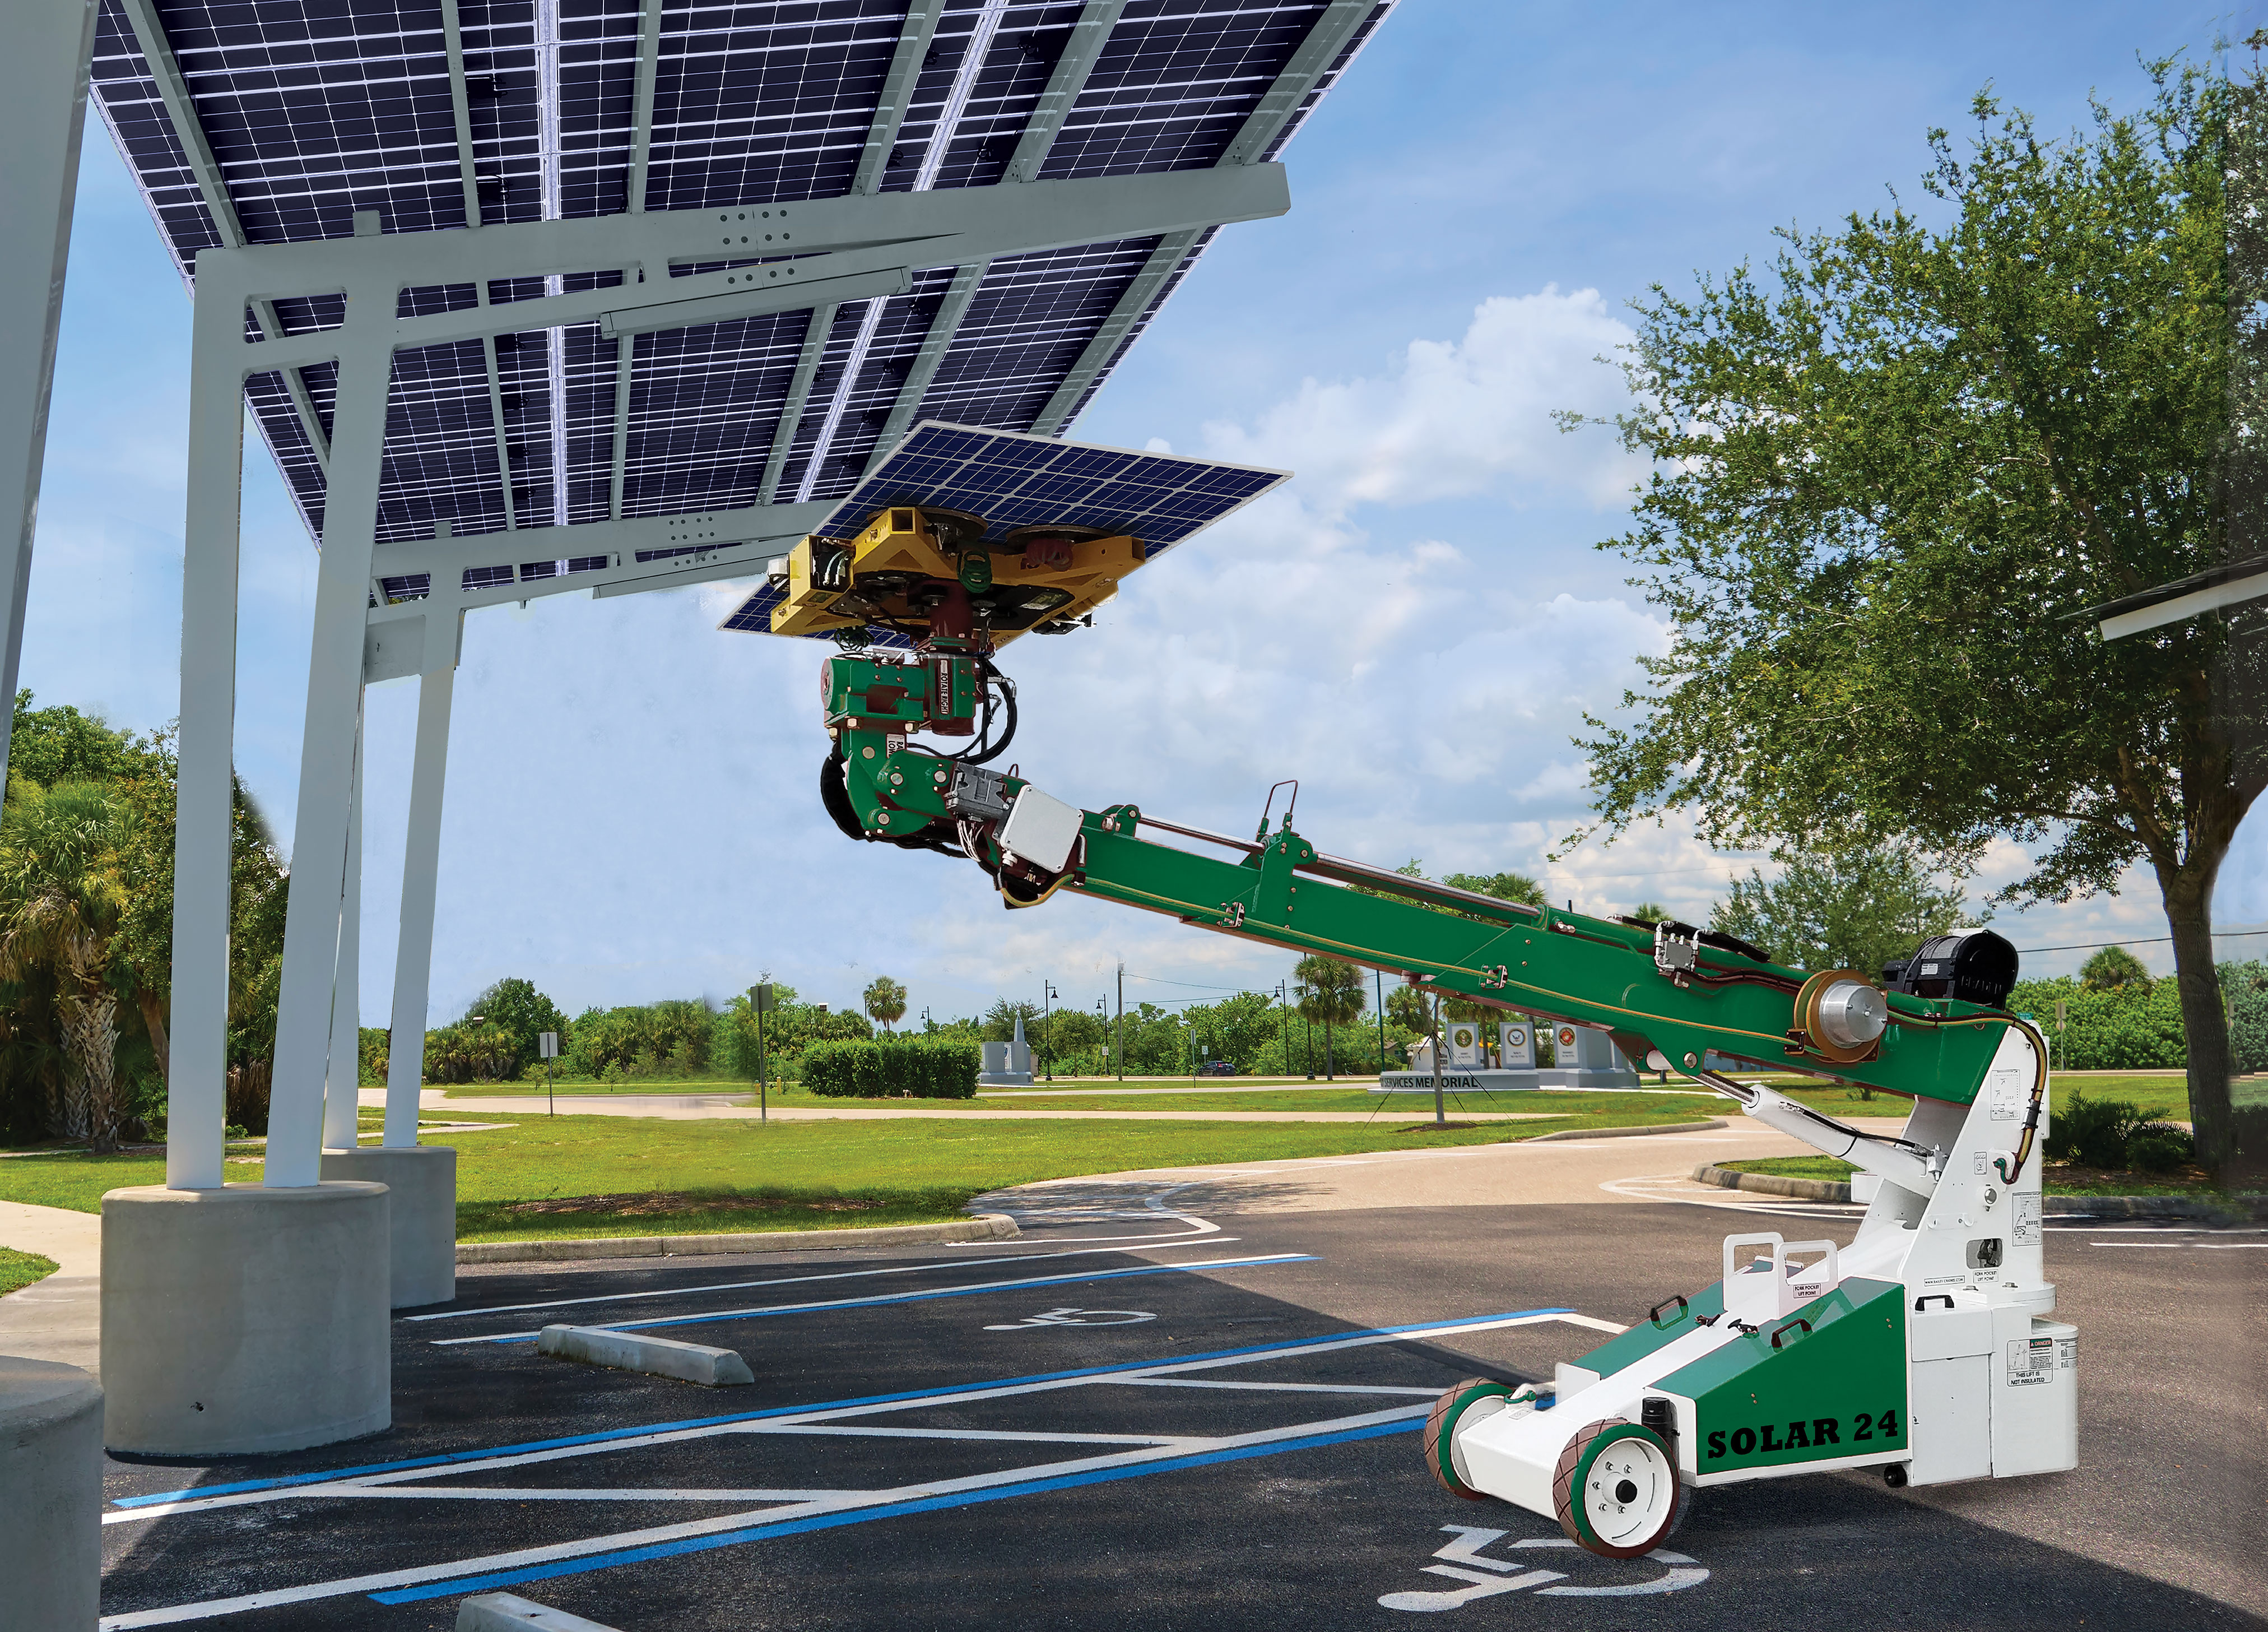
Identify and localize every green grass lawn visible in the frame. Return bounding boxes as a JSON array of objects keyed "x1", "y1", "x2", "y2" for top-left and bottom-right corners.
[
  {"x1": 0, "y1": 1245, "x2": 58, "y2": 1296},
  {"x1": 0, "y1": 1106, "x2": 1707, "y2": 1241}
]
